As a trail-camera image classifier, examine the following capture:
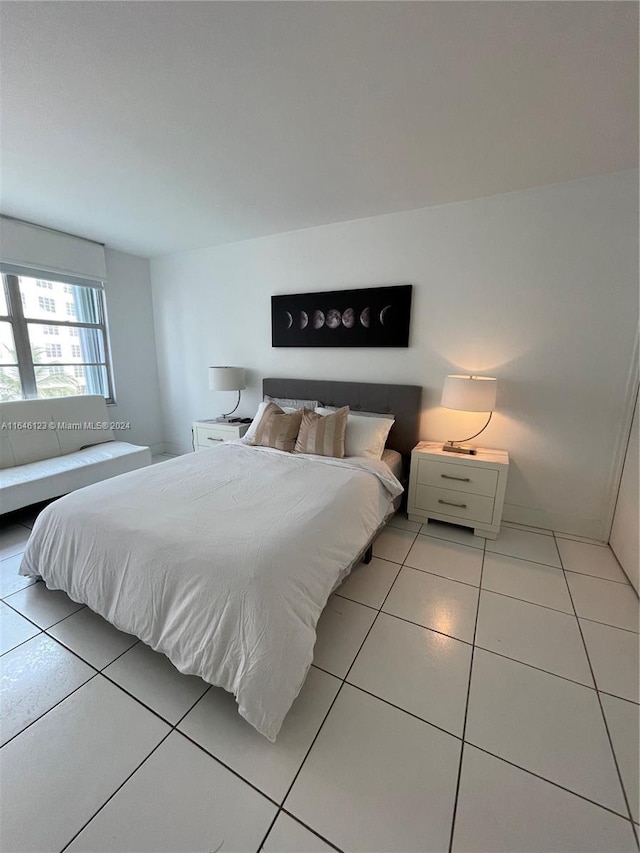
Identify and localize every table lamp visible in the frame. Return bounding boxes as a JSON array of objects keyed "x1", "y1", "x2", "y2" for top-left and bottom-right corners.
[
  {"x1": 441, "y1": 374, "x2": 497, "y2": 454},
  {"x1": 209, "y1": 366, "x2": 245, "y2": 420}
]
